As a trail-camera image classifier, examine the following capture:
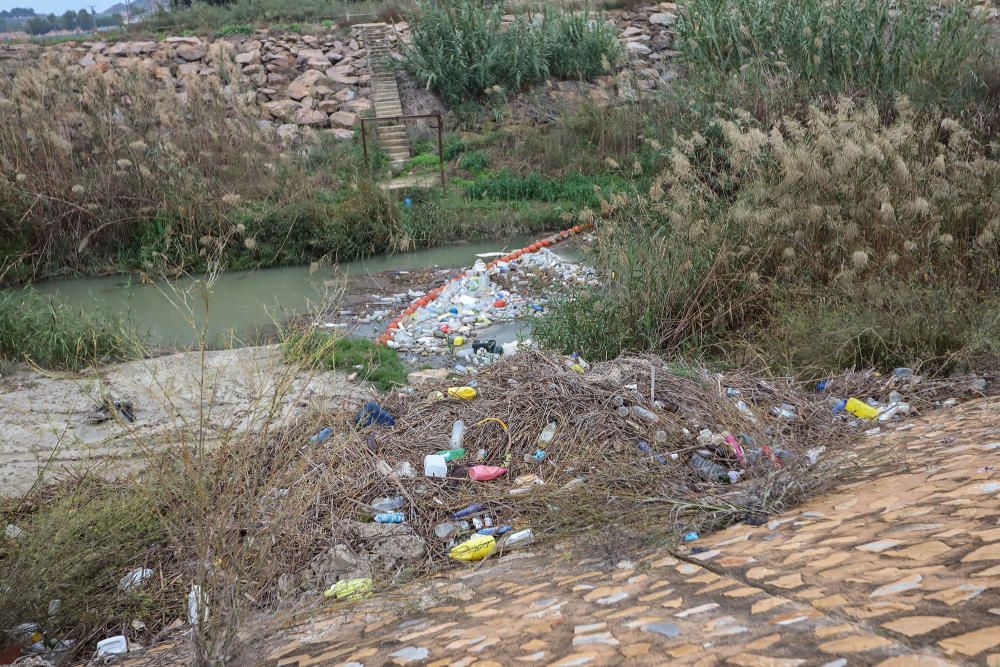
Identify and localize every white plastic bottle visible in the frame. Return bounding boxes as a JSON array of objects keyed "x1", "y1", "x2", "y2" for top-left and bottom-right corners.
[{"x1": 451, "y1": 419, "x2": 466, "y2": 449}]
